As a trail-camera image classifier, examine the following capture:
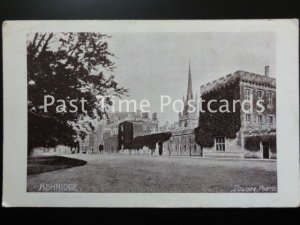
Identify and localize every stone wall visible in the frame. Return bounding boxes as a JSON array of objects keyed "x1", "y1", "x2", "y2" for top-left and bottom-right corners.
[
  {"x1": 163, "y1": 129, "x2": 202, "y2": 156},
  {"x1": 202, "y1": 136, "x2": 243, "y2": 158},
  {"x1": 103, "y1": 135, "x2": 118, "y2": 153}
]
